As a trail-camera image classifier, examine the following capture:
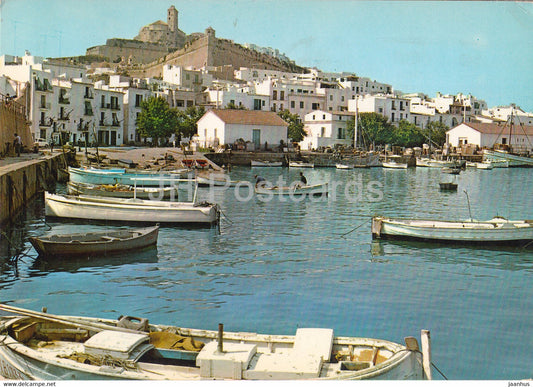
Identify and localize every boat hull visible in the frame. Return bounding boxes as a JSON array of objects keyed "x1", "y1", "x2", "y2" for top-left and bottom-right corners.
[
  {"x1": 372, "y1": 217, "x2": 533, "y2": 244},
  {"x1": 250, "y1": 161, "x2": 283, "y2": 167},
  {"x1": 483, "y1": 149, "x2": 533, "y2": 167},
  {"x1": 28, "y1": 226, "x2": 159, "y2": 257},
  {"x1": 382, "y1": 162, "x2": 407, "y2": 169},
  {"x1": 45, "y1": 193, "x2": 219, "y2": 225}
]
